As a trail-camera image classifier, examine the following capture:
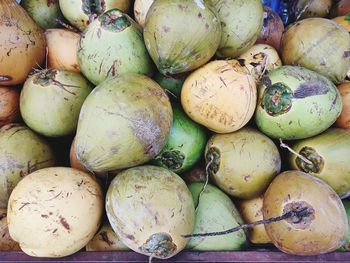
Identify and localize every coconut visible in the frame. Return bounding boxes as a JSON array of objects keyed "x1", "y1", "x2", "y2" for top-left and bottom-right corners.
[
  {"x1": 7, "y1": 167, "x2": 103, "y2": 257},
  {"x1": 255, "y1": 66, "x2": 342, "y2": 140},
  {"x1": 77, "y1": 9, "x2": 154, "y2": 85},
  {"x1": 336, "y1": 82, "x2": 350, "y2": 129},
  {"x1": 292, "y1": 0, "x2": 332, "y2": 20},
  {"x1": 75, "y1": 73, "x2": 172, "y2": 172},
  {"x1": 281, "y1": 18, "x2": 350, "y2": 84},
  {"x1": 0, "y1": 123, "x2": 56, "y2": 208},
  {"x1": 186, "y1": 183, "x2": 247, "y2": 251},
  {"x1": 0, "y1": 209, "x2": 20, "y2": 251},
  {"x1": 20, "y1": 69, "x2": 93, "y2": 137},
  {"x1": 106, "y1": 165, "x2": 195, "y2": 259},
  {"x1": 289, "y1": 128, "x2": 350, "y2": 199},
  {"x1": 133, "y1": 0, "x2": 154, "y2": 28},
  {"x1": 205, "y1": 127, "x2": 281, "y2": 199},
  {"x1": 263, "y1": 171, "x2": 348, "y2": 256},
  {"x1": 143, "y1": 0, "x2": 221, "y2": 75},
  {"x1": 0, "y1": 86, "x2": 20, "y2": 128},
  {"x1": 181, "y1": 59, "x2": 256, "y2": 134}
]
